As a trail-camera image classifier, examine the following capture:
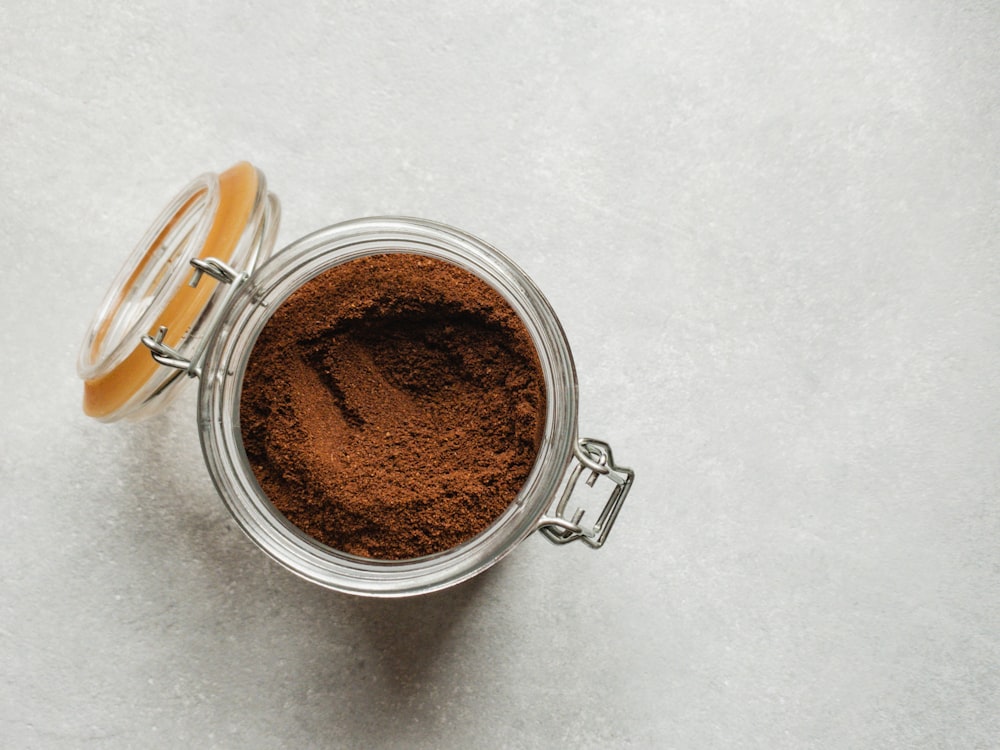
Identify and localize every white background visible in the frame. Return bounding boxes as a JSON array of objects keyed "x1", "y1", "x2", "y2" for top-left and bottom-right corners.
[{"x1": 2, "y1": 1, "x2": 998, "y2": 747}]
